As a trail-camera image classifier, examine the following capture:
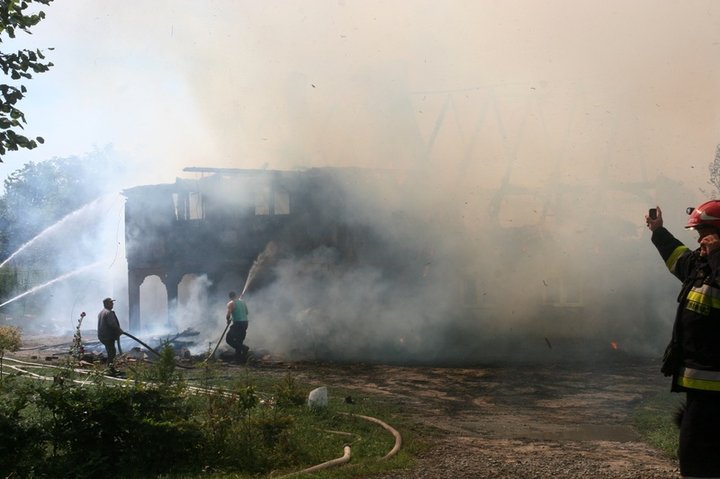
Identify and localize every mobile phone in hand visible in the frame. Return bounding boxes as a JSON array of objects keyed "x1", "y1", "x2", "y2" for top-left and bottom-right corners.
[{"x1": 649, "y1": 208, "x2": 657, "y2": 220}]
